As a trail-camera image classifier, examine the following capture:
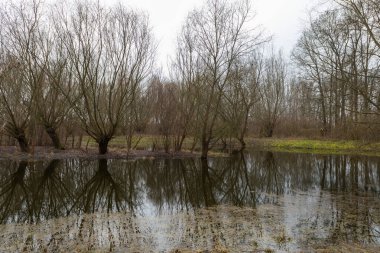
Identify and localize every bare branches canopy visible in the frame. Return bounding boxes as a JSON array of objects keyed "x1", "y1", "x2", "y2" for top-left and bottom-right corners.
[{"x1": 0, "y1": 0, "x2": 378, "y2": 154}]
